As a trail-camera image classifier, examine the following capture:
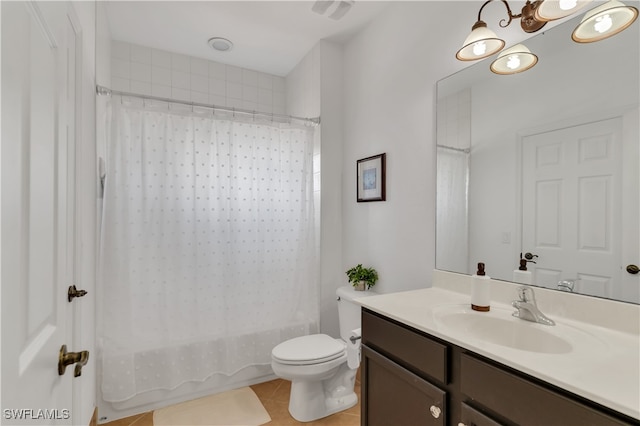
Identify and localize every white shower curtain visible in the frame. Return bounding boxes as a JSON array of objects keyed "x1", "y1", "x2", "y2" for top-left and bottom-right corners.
[
  {"x1": 436, "y1": 147, "x2": 470, "y2": 274},
  {"x1": 98, "y1": 101, "x2": 318, "y2": 402}
]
